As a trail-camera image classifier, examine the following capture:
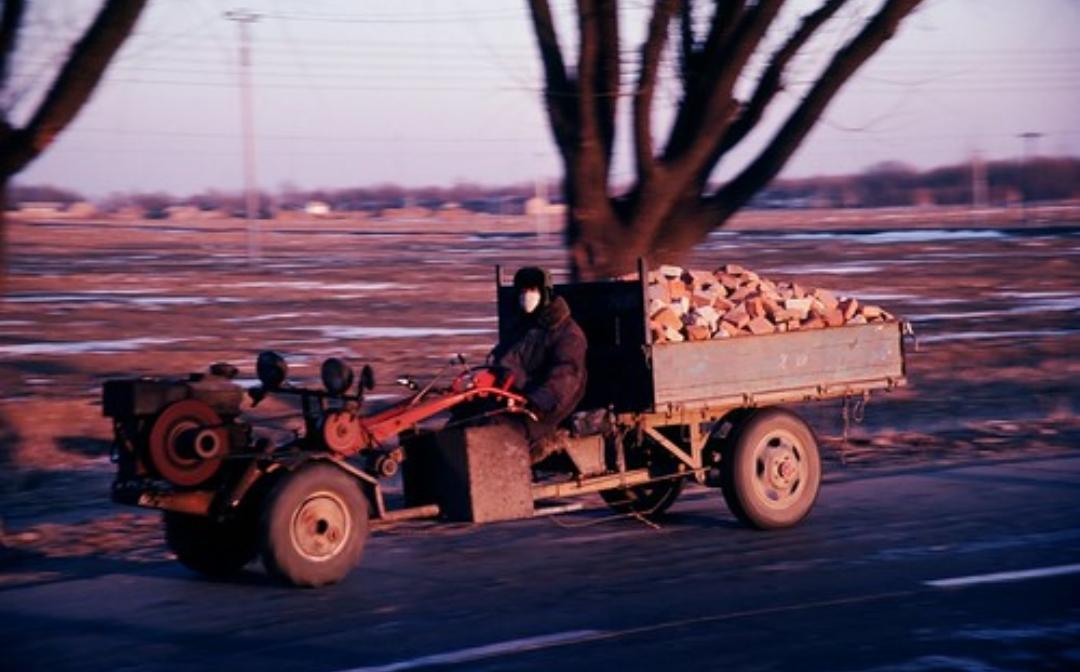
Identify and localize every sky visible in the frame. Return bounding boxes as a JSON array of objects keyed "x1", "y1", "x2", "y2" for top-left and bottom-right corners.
[{"x1": 8, "y1": 0, "x2": 1080, "y2": 197}]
